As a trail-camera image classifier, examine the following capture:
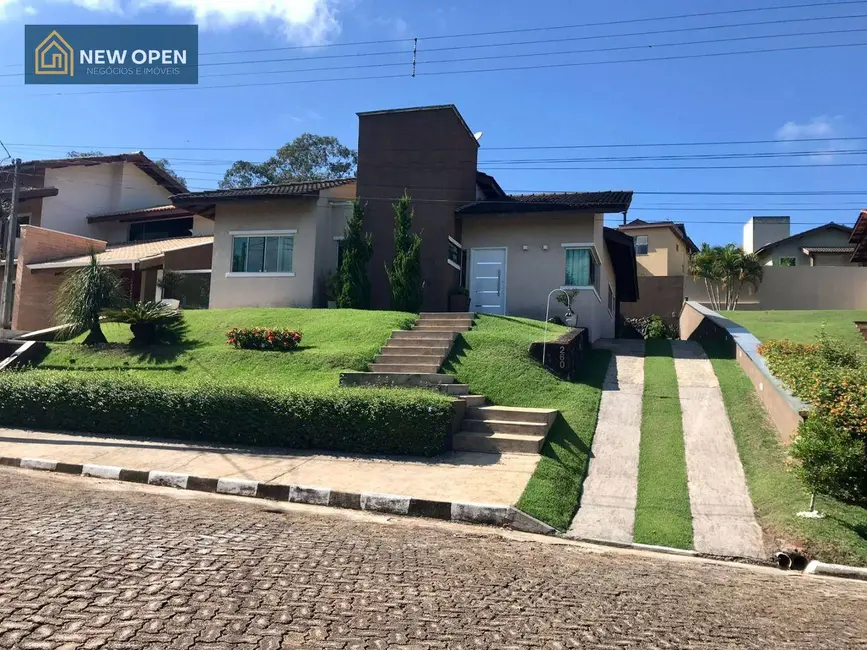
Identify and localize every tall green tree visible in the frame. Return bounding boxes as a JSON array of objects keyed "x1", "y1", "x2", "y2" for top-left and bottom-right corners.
[
  {"x1": 689, "y1": 243, "x2": 763, "y2": 311},
  {"x1": 385, "y1": 192, "x2": 423, "y2": 313},
  {"x1": 337, "y1": 199, "x2": 373, "y2": 309},
  {"x1": 220, "y1": 133, "x2": 357, "y2": 189},
  {"x1": 54, "y1": 252, "x2": 125, "y2": 345}
]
